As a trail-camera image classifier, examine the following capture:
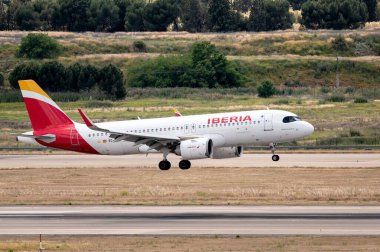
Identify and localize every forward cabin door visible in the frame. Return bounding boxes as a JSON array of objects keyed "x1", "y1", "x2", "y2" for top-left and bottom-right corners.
[{"x1": 264, "y1": 113, "x2": 274, "y2": 131}]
